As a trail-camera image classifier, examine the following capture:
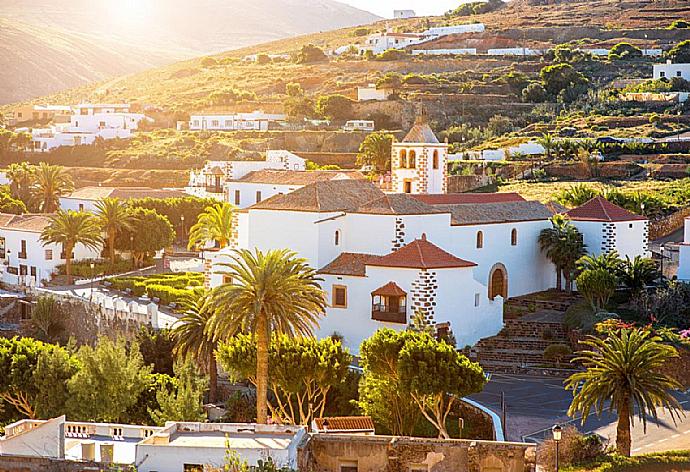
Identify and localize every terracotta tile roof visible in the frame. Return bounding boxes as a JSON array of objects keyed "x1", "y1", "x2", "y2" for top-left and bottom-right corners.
[
  {"x1": 234, "y1": 170, "x2": 365, "y2": 185},
  {"x1": 440, "y1": 201, "x2": 555, "y2": 226},
  {"x1": 412, "y1": 193, "x2": 525, "y2": 205},
  {"x1": 314, "y1": 416, "x2": 375, "y2": 432},
  {"x1": 371, "y1": 282, "x2": 407, "y2": 297},
  {"x1": 368, "y1": 234, "x2": 476, "y2": 269},
  {"x1": 318, "y1": 253, "x2": 379, "y2": 277},
  {"x1": 566, "y1": 196, "x2": 647, "y2": 222},
  {"x1": 66, "y1": 187, "x2": 187, "y2": 201},
  {"x1": 353, "y1": 194, "x2": 443, "y2": 215},
  {"x1": 0, "y1": 214, "x2": 53, "y2": 233},
  {"x1": 401, "y1": 111, "x2": 441, "y2": 144},
  {"x1": 250, "y1": 179, "x2": 385, "y2": 212},
  {"x1": 544, "y1": 201, "x2": 569, "y2": 215}
]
